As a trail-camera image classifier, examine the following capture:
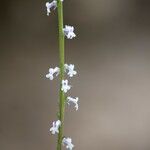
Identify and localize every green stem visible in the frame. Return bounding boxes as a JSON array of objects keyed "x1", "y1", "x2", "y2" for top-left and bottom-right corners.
[{"x1": 57, "y1": 0, "x2": 65, "y2": 150}]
